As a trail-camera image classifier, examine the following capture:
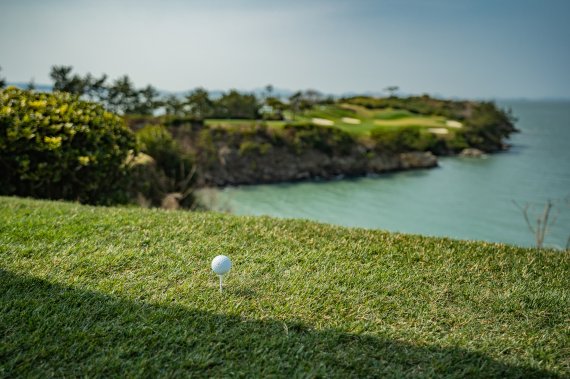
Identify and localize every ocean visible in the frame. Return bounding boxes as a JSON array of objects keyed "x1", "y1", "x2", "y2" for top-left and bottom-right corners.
[{"x1": 209, "y1": 101, "x2": 570, "y2": 248}]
